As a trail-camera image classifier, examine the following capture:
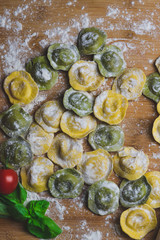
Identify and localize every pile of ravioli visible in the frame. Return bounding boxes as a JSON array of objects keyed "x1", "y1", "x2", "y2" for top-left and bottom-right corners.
[{"x1": 1, "y1": 27, "x2": 160, "y2": 240}]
